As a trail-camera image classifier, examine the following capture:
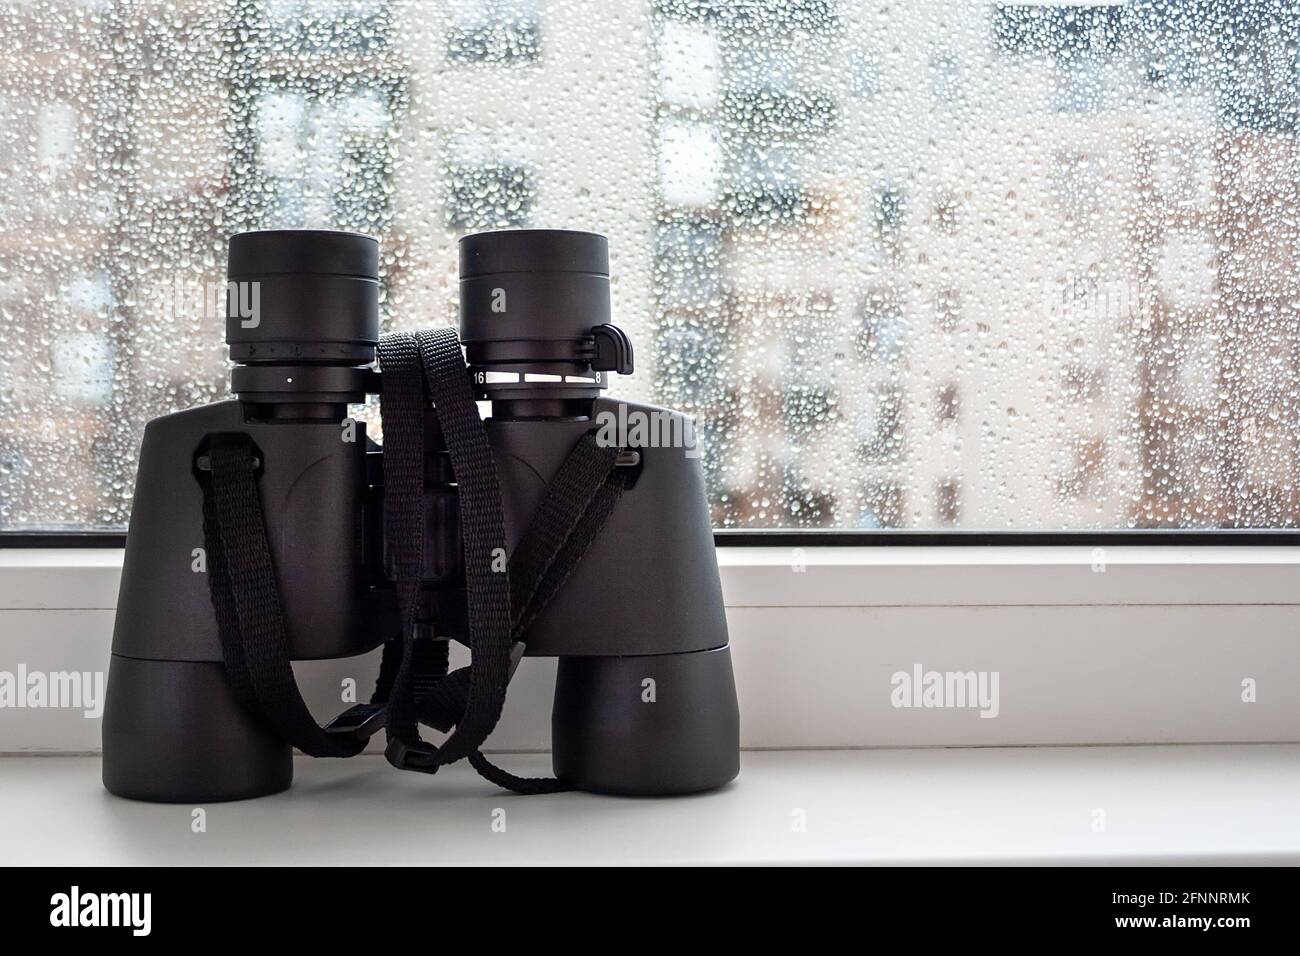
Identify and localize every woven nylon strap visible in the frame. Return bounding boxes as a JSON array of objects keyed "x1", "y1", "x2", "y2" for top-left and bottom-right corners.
[
  {"x1": 409, "y1": 430, "x2": 629, "y2": 793},
  {"x1": 376, "y1": 327, "x2": 514, "y2": 772},
  {"x1": 199, "y1": 433, "x2": 365, "y2": 758},
  {"x1": 198, "y1": 327, "x2": 628, "y2": 793}
]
